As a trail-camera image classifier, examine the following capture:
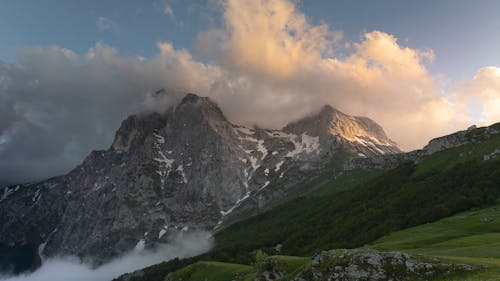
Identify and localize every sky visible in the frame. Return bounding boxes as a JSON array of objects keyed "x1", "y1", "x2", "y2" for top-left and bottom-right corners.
[{"x1": 0, "y1": 0, "x2": 499, "y2": 184}]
